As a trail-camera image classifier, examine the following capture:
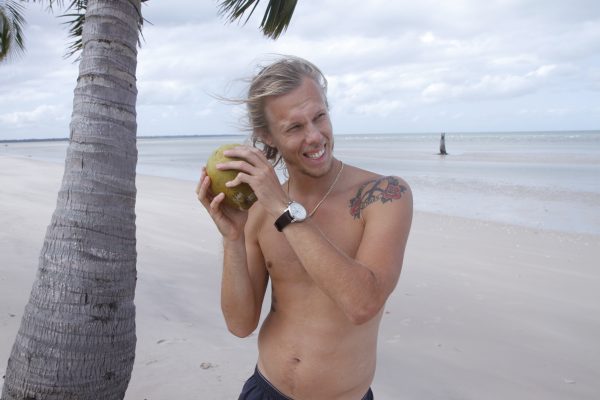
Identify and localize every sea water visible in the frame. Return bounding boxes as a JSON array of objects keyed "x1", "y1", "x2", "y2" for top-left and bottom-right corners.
[{"x1": 2, "y1": 131, "x2": 599, "y2": 235}]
